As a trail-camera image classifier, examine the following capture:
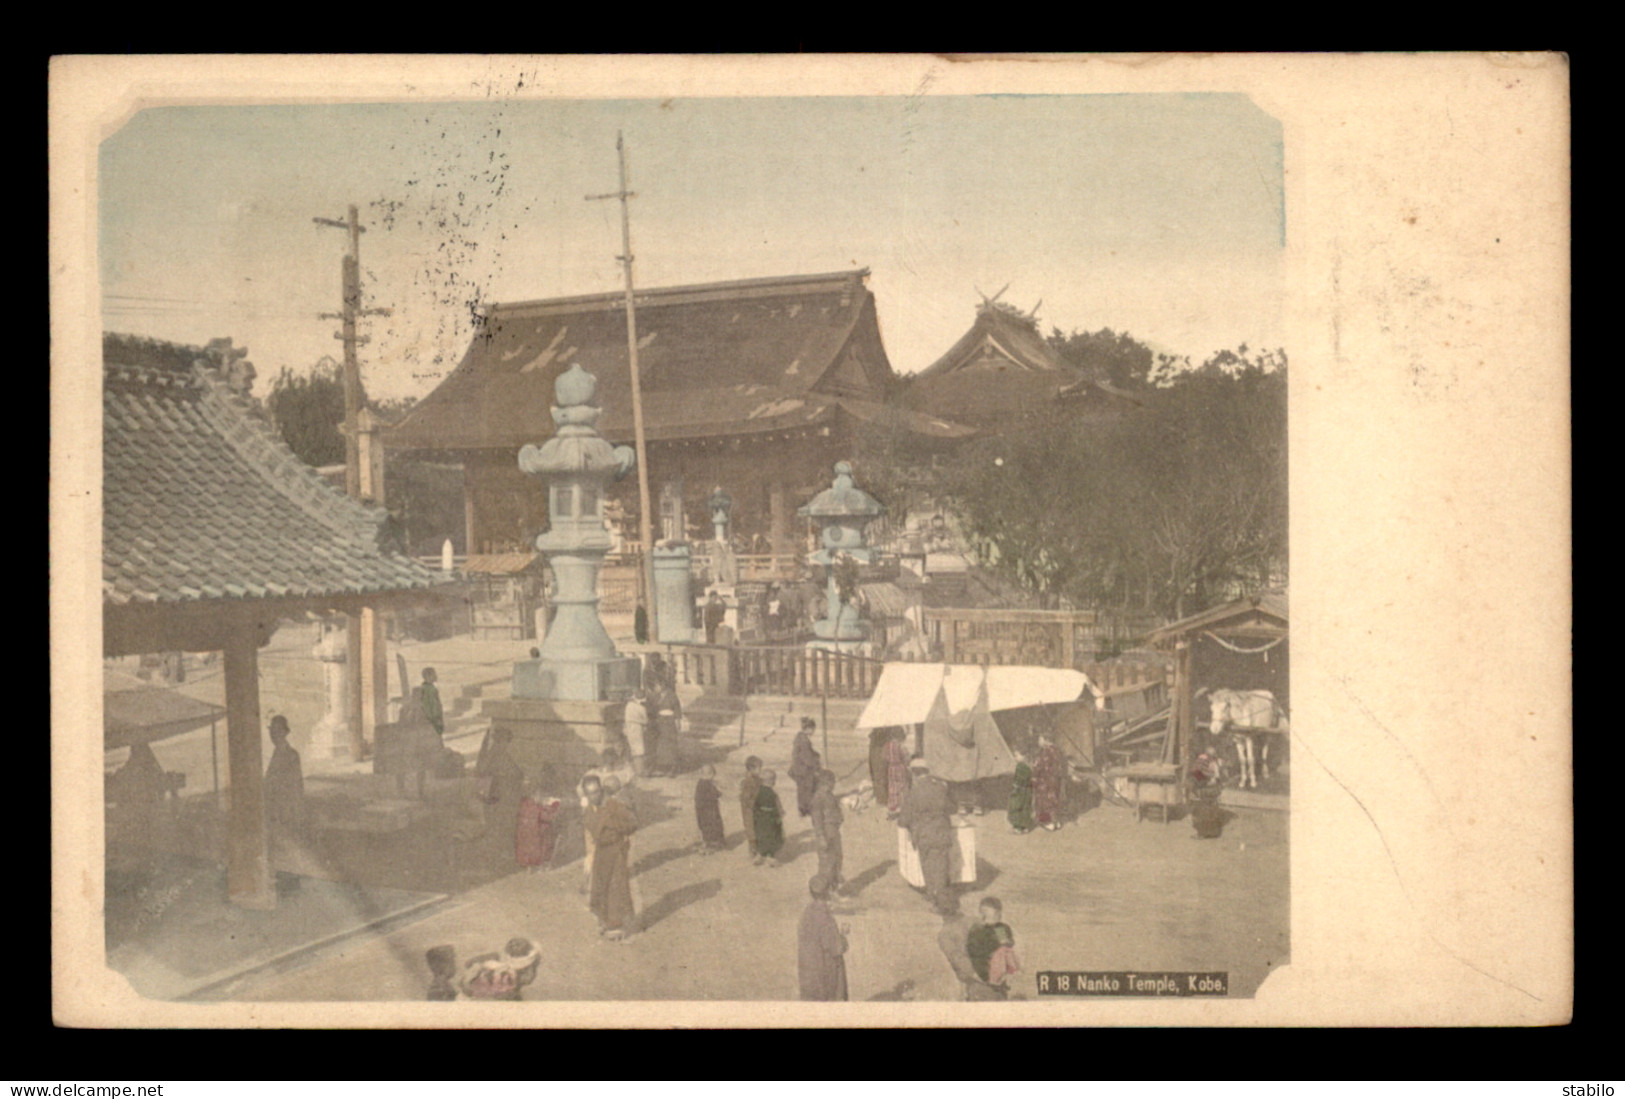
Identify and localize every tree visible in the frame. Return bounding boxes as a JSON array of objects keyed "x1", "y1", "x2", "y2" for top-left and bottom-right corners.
[
  {"x1": 935, "y1": 348, "x2": 1287, "y2": 621},
  {"x1": 1047, "y1": 326, "x2": 1190, "y2": 390},
  {"x1": 266, "y1": 356, "x2": 349, "y2": 467}
]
